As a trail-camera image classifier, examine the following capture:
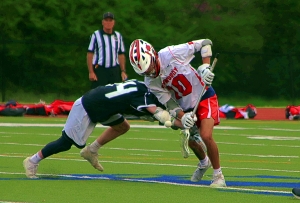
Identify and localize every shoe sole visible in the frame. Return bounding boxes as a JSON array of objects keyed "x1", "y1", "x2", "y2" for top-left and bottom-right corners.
[{"x1": 210, "y1": 183, "x2": 226, "y2": 188}]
